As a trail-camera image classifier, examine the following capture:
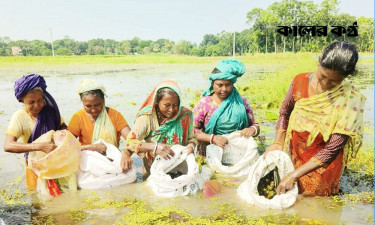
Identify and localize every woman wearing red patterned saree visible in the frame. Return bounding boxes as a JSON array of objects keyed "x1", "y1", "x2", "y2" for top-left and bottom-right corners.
[{"x1": 265, "y1": 42, "x2": 365, "y2": 196}]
